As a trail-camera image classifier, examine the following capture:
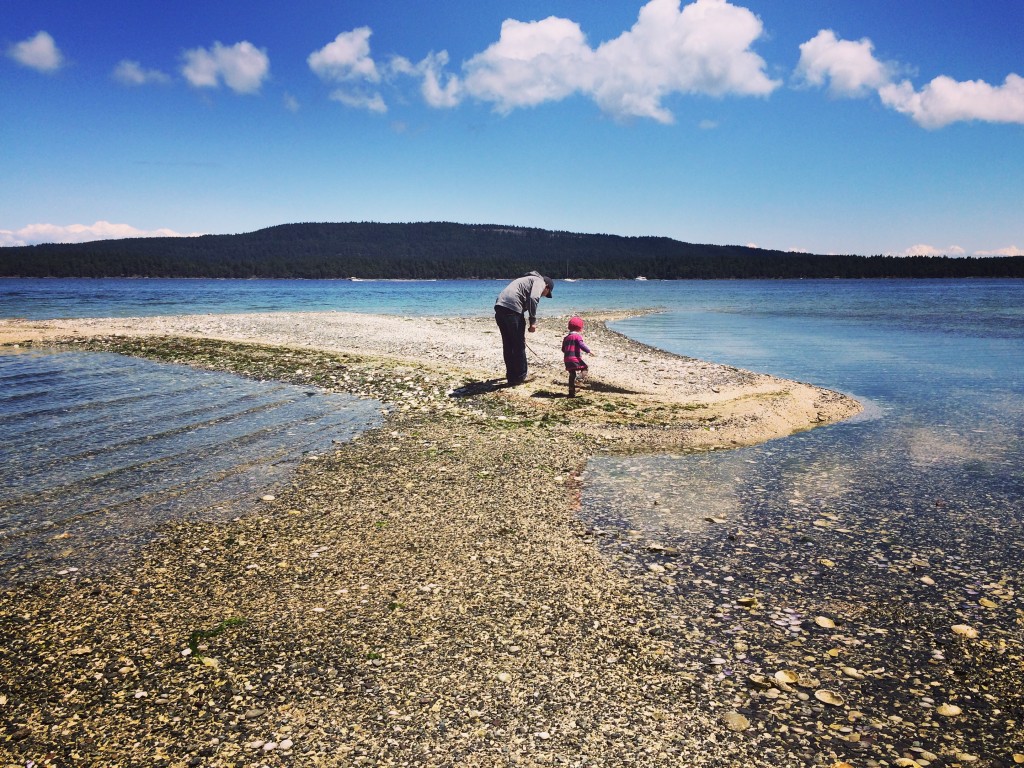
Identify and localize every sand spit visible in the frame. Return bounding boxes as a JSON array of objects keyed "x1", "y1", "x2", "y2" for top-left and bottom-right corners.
[
  {"x1": 0, "y1": 311, "x2": 860, "y2": 451},
  {"x1": 0, "y1": 312, "x2": 865, "y2": 766}
]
